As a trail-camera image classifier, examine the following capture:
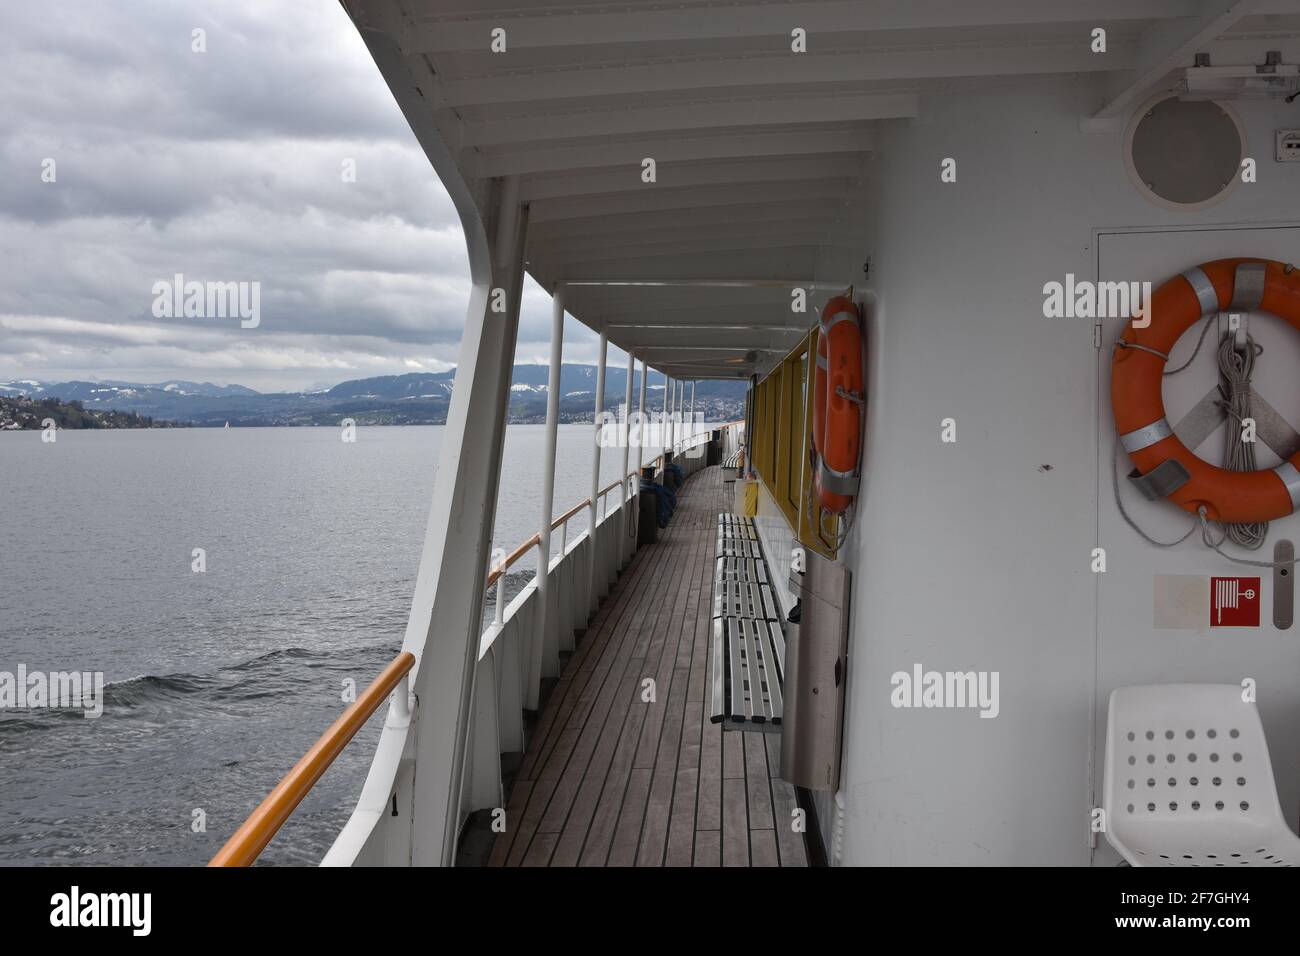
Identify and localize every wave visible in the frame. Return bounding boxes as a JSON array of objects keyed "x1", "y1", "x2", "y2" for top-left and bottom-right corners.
[
  {"x1": 0, "y1": 640, "x2": 398, "y2": 751},
  {"x1": 101, "y1": 671, "x2": 214, "y2": 707}
]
